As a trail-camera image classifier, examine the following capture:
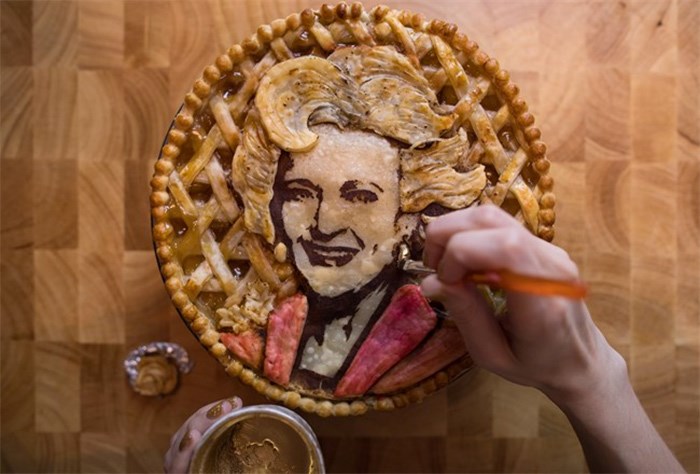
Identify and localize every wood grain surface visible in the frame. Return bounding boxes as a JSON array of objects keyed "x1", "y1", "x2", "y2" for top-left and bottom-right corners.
[{"x1": 1, "y1": 0, "x2": 698, "y2": 472}]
